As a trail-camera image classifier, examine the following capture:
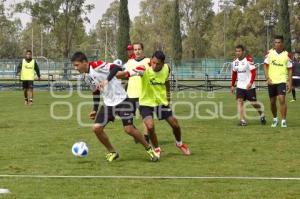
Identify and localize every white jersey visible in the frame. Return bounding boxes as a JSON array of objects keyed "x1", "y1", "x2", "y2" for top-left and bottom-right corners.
[
  {"x1": 232, "y1": 56, "x2": 256, "y2": 89},
  {"x1": 84, "y1": 60, "x2": 127, "y2": 106}
]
